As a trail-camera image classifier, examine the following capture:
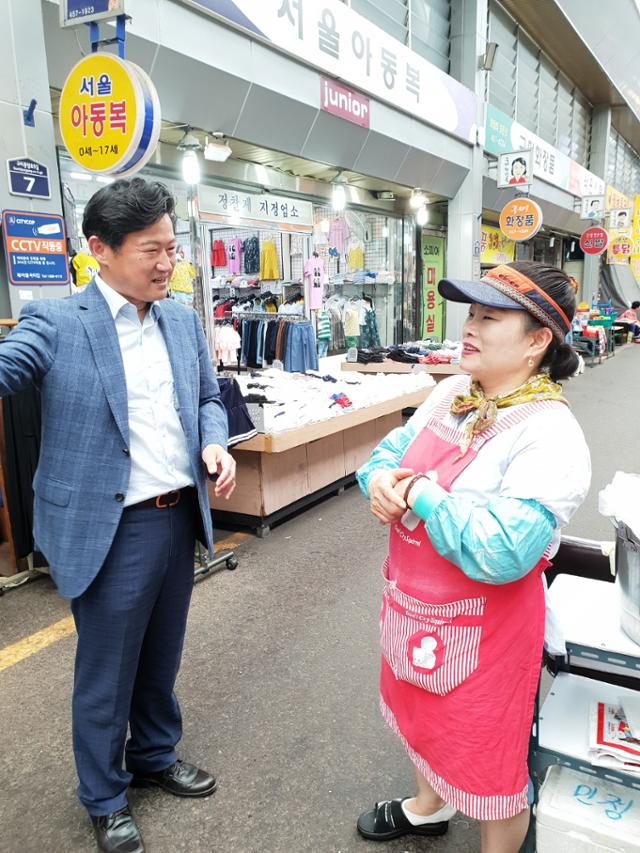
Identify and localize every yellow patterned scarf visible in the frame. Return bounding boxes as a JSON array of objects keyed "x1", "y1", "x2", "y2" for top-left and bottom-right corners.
[{"x1": 450, "y1": 373, "x2": 568, "y2": 456}]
